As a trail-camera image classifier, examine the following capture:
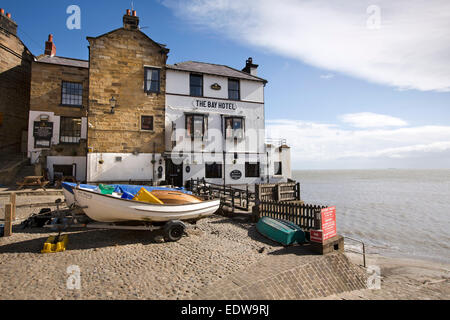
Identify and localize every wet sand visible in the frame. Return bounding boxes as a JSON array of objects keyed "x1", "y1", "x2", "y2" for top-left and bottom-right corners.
[{"x1": 322, "y1": 252, "x2": 450, "y2": 300}]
